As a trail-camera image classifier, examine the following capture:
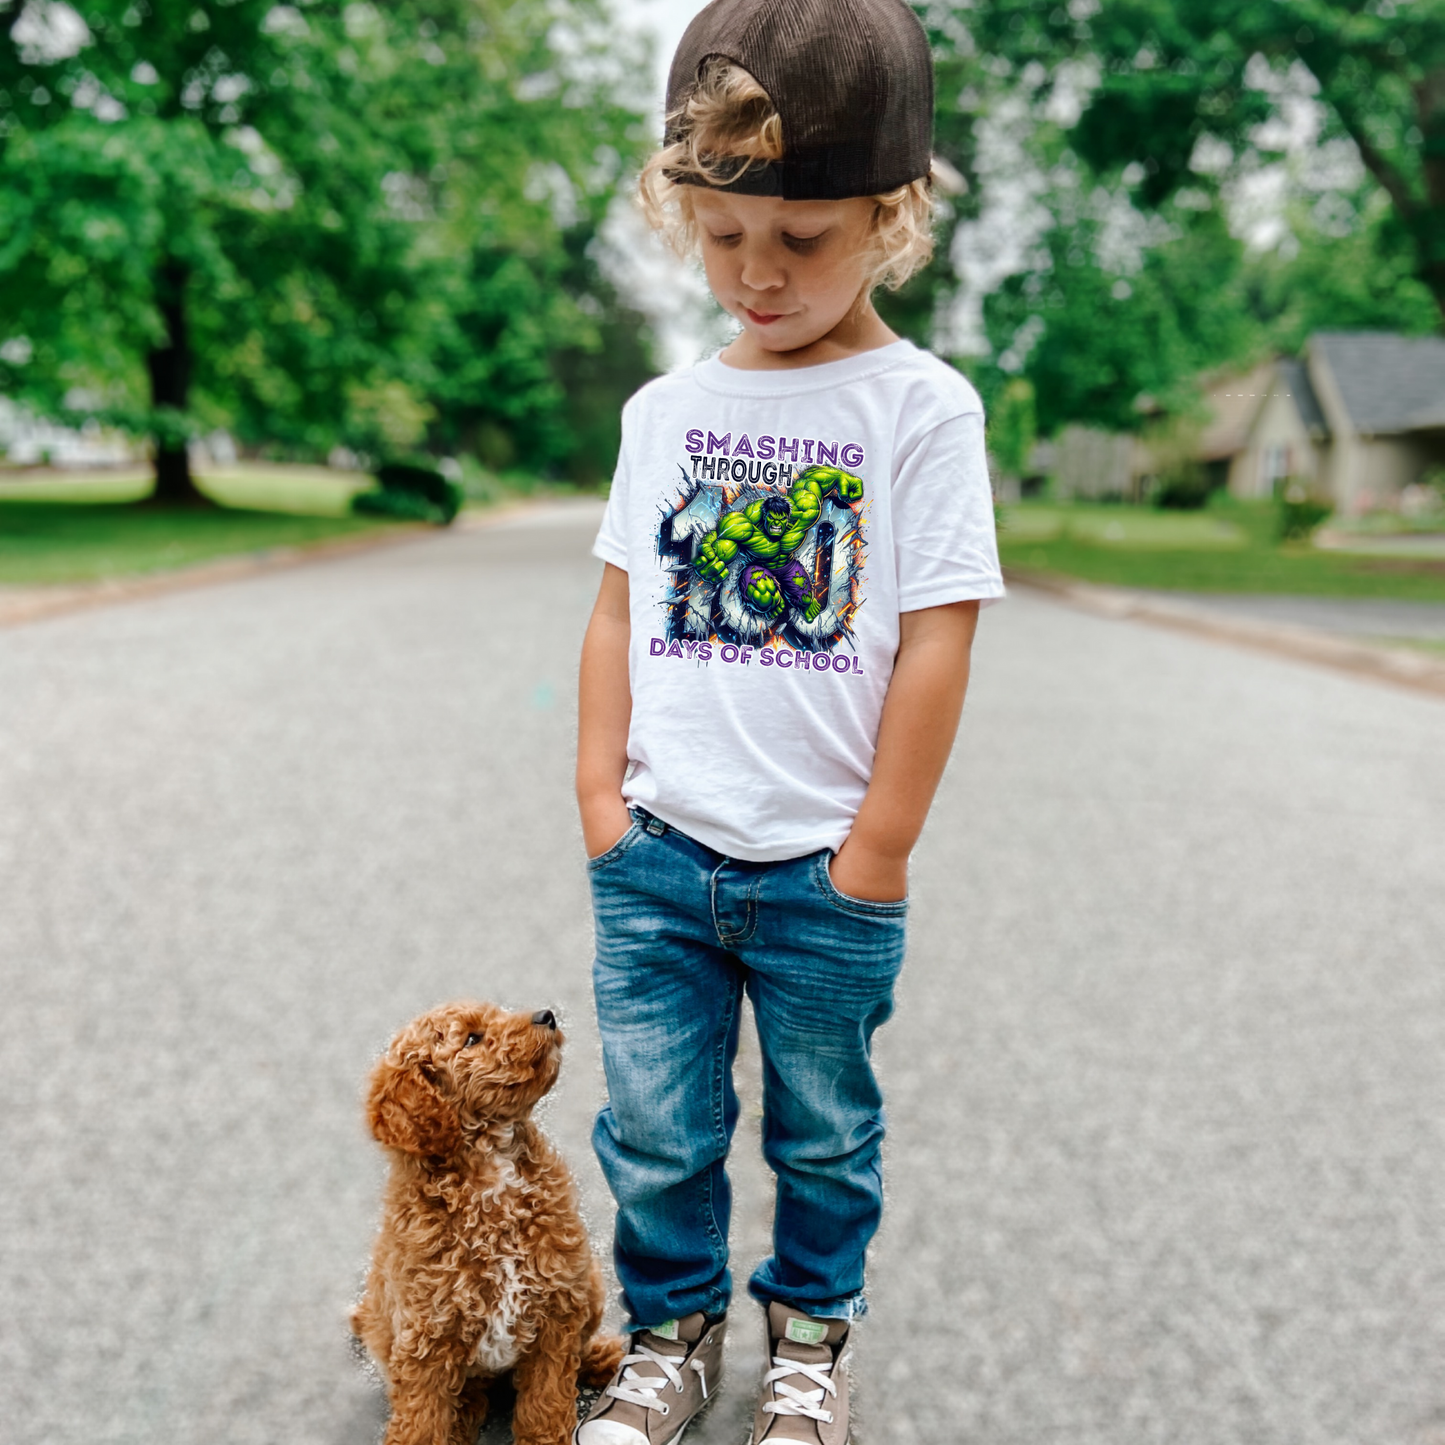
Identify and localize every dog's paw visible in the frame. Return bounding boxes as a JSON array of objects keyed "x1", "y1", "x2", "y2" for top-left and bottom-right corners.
[{"x1": 578, "y1": 1333, "x2": 626, "y2": 1389}]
